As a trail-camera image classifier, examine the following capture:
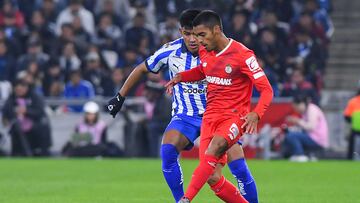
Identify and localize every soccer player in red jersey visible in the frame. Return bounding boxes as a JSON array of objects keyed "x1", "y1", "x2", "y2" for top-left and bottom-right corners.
[{"x1": 166, "y1": 10, "x2": 273, "y2": 203}]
